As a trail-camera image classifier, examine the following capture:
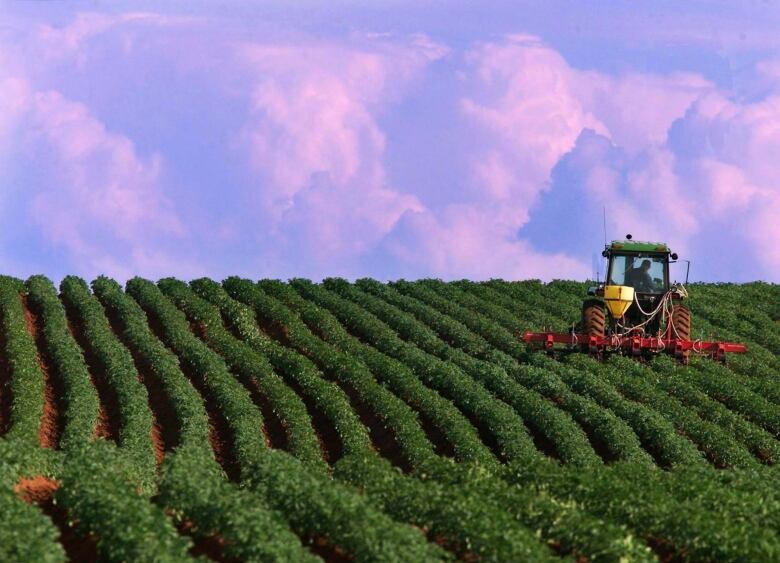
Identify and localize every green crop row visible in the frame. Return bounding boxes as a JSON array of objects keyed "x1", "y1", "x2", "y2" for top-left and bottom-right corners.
[
  {"x1": 55, "y1": 442, "x2": 192, "y2": 561},
  {"x1": 59, "y1": 276, "x2": 157, "y2": 489},
  {"x1": 196, "y1": 277, "x2": 373, "y2": 461},
  {"x1": 308, "y1": 278, "x2": 540, "y2": 464},
  {"x1": 539, "y1": 354, "x2": 705, "y2": 468},
  {"x1": 130, "y1": 280, "x2": 424, "y2": 559},
  {"x1": 126, "y1": 277, "x2": 267, "y2": 478},
  {"x1": 158, "y1": 448, "x2": 319, "y2": 562},
  {"x1": 261, "y1": 279, "x2": 497, "y2": 467},
  {"x1": 688, "y1": 359, "x2": 780, "y2": 437},
  {"x1": 649, "y1": 356, "x2": 780, "y2": 463},
  {"x1": 242, "y1": 448, "x2": 450, "y2": 561},
  {"x1": 505, "y1": 460, "x2": 780, "y2": 561},
  {"x1": 384, "y1": 280, "x2": 653, "y2": 466},
  {"x1": 355, "y1": 278, "x2": 601, "y2": 467},
  {"x1": 424, "y1": 459, "x2": 657, "y2": 562},
  {"x1": 0, "y1": 277, "x2": 45, "y2": 444},
  {"x1": 224, "y1": 278, "x2": 439, "y2": 471},
  {"x1": 335, "y1": 454, "x2": 558, "y2": 561},
  {"x1": 159, "y1": 278, "x2": 325, "y2": 471},
  {"x1": 25, "y1": 276, "x2": 99, "y2": 449},
  {"x1": 599, "y1": 355, "x2": 758, "y2": 468},
  {"x1": 91, "y1": 276, "x2": 212, "y2": 457}
]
